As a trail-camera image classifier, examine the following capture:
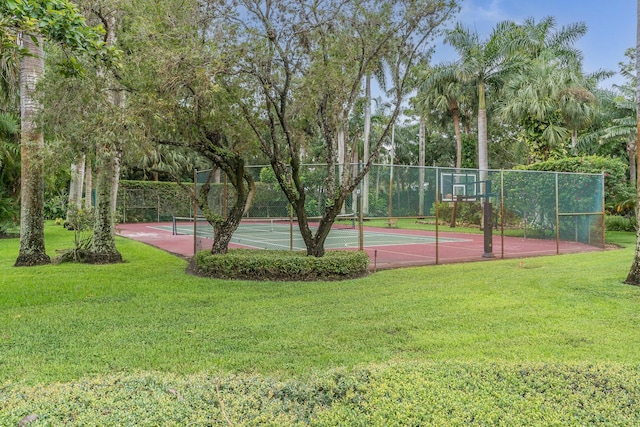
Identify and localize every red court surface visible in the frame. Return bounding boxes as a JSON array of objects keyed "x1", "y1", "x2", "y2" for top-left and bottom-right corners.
[{"x1": 116, "y1": 222, "x2": 602, "y2": 271}]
